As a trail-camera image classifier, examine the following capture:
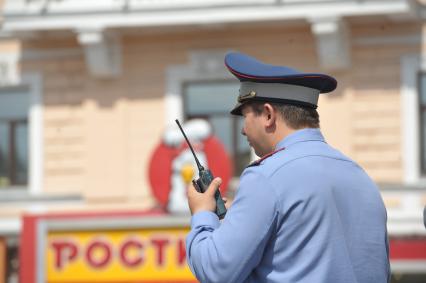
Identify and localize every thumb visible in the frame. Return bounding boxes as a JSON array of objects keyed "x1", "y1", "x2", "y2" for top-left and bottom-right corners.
[{"x1": 206, "y1": 177, "x2": 222, "y2": 196}]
